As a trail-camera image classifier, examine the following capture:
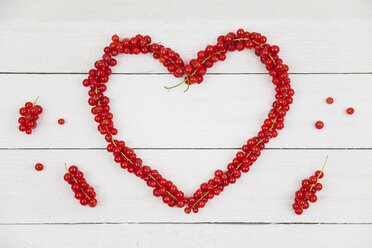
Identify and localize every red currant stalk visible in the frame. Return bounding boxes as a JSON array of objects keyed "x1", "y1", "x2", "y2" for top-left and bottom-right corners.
[
  {"x1": 64, "y1": 163, "x2": 97, "y2": 207},
  {"x1": 18, "y1": 96, "x2": 42, "y2": 135},
  {"x1": 292, "y1": 155, "x2": 328, "y2": 215}
]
